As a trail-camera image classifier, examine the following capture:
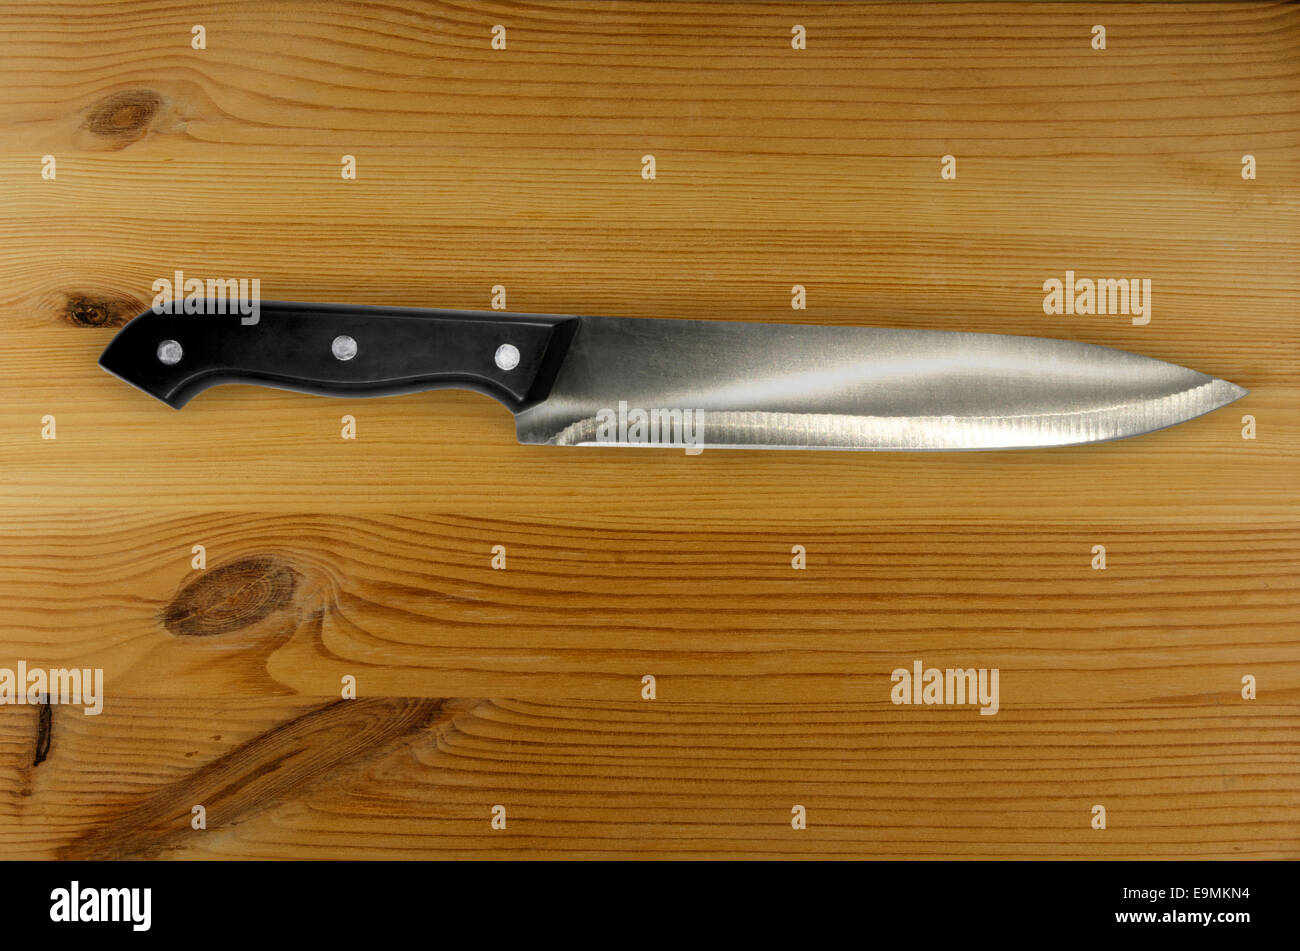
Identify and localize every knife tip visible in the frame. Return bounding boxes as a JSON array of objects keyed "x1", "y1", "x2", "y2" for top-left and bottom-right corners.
[{"x1": 1214, "y1": 378, "x2": 1249, "y2": 405}]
